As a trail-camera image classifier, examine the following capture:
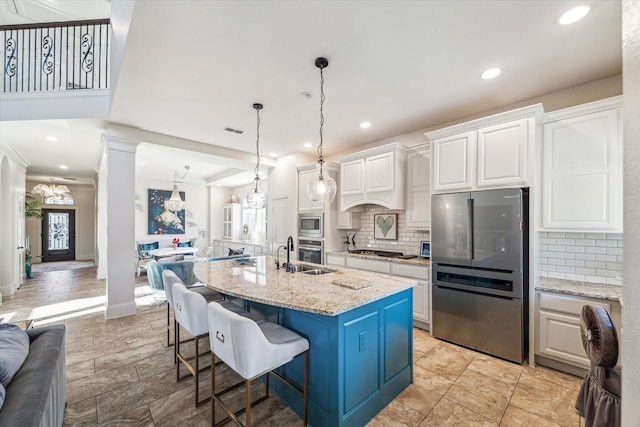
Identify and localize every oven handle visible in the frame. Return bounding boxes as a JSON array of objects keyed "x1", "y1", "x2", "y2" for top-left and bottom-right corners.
[{"x1": 298, "y1": 246, "x2": 322, "y2": 252}]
